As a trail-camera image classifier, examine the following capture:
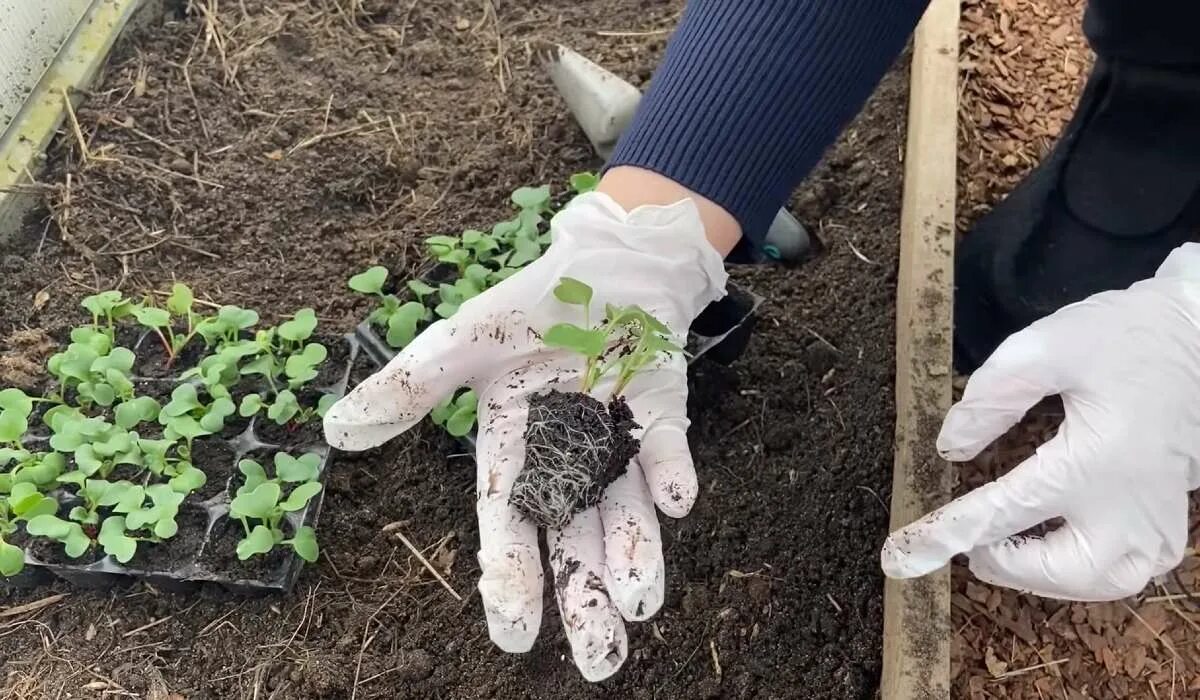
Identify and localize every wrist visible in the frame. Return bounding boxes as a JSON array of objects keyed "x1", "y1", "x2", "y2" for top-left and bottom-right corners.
[{"x1": 597, "y1": 166, "x2": 742, "y2": 257}]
